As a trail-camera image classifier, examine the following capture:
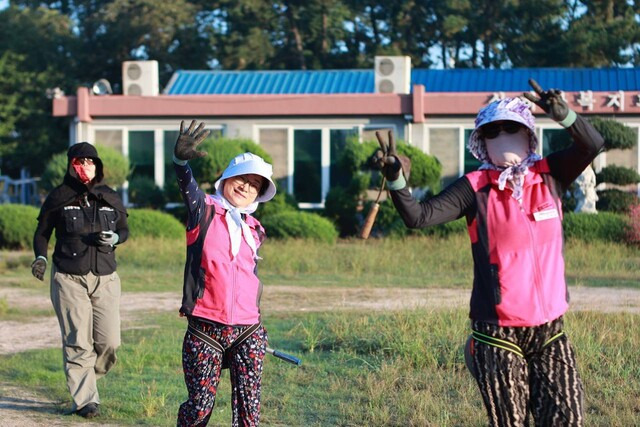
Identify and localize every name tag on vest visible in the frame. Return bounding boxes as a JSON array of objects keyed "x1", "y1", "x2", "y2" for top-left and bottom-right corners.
[{"x1": 533, "y1": 208, "x2": 559, "y2": 221}]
